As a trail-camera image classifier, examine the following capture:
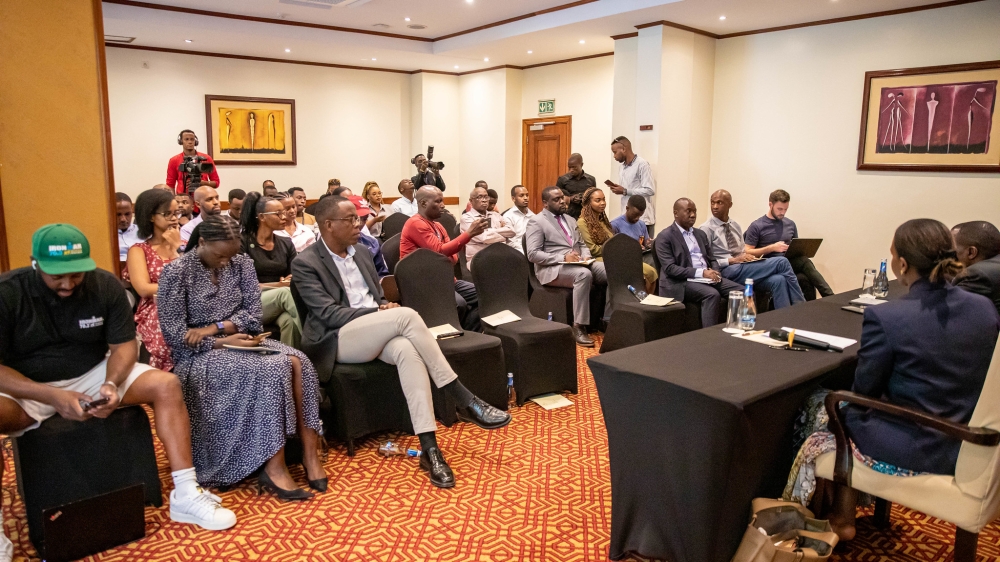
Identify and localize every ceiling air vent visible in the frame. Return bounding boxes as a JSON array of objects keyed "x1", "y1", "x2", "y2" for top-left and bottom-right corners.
[
  {"x1": 407, "y1": 24, "x2": 426, "y2": 30},
  {"x1": 372, "y1": 23, "x2": 391, "y2": 28},
  {"x1": 104, "y1": 35, "x2": 136, "y2": 43}
]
